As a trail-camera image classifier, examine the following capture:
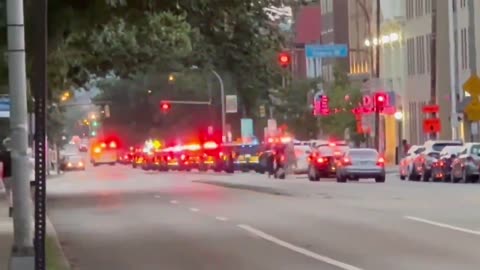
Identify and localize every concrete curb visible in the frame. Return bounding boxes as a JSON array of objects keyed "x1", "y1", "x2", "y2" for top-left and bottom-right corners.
[{"x1": 46, "y1": 217, "x2": 71, "y2": 270}]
